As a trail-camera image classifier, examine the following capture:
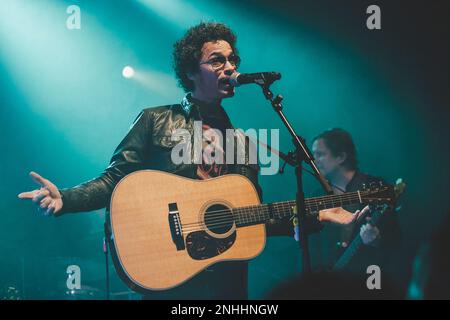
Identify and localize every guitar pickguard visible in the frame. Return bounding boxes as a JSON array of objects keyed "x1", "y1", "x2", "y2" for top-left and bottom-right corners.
[{"x1": 185, "y1": 231, "x2": 236, "y2": 260}]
